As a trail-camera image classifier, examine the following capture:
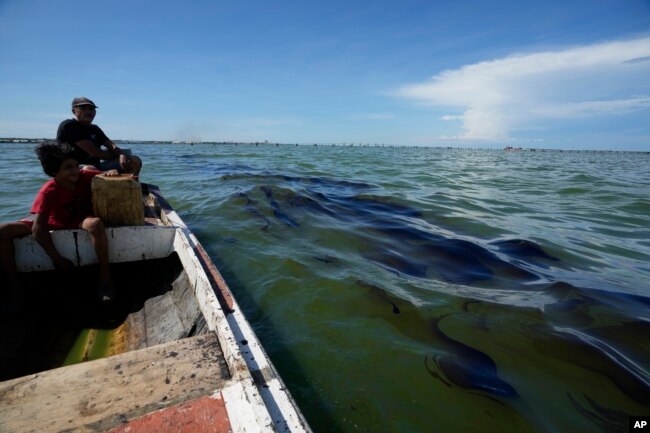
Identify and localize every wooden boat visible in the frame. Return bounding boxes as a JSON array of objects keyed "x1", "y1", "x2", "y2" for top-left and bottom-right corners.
[{"x1": 0, "y1": 178, "x2": 312, "y2": 433}]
